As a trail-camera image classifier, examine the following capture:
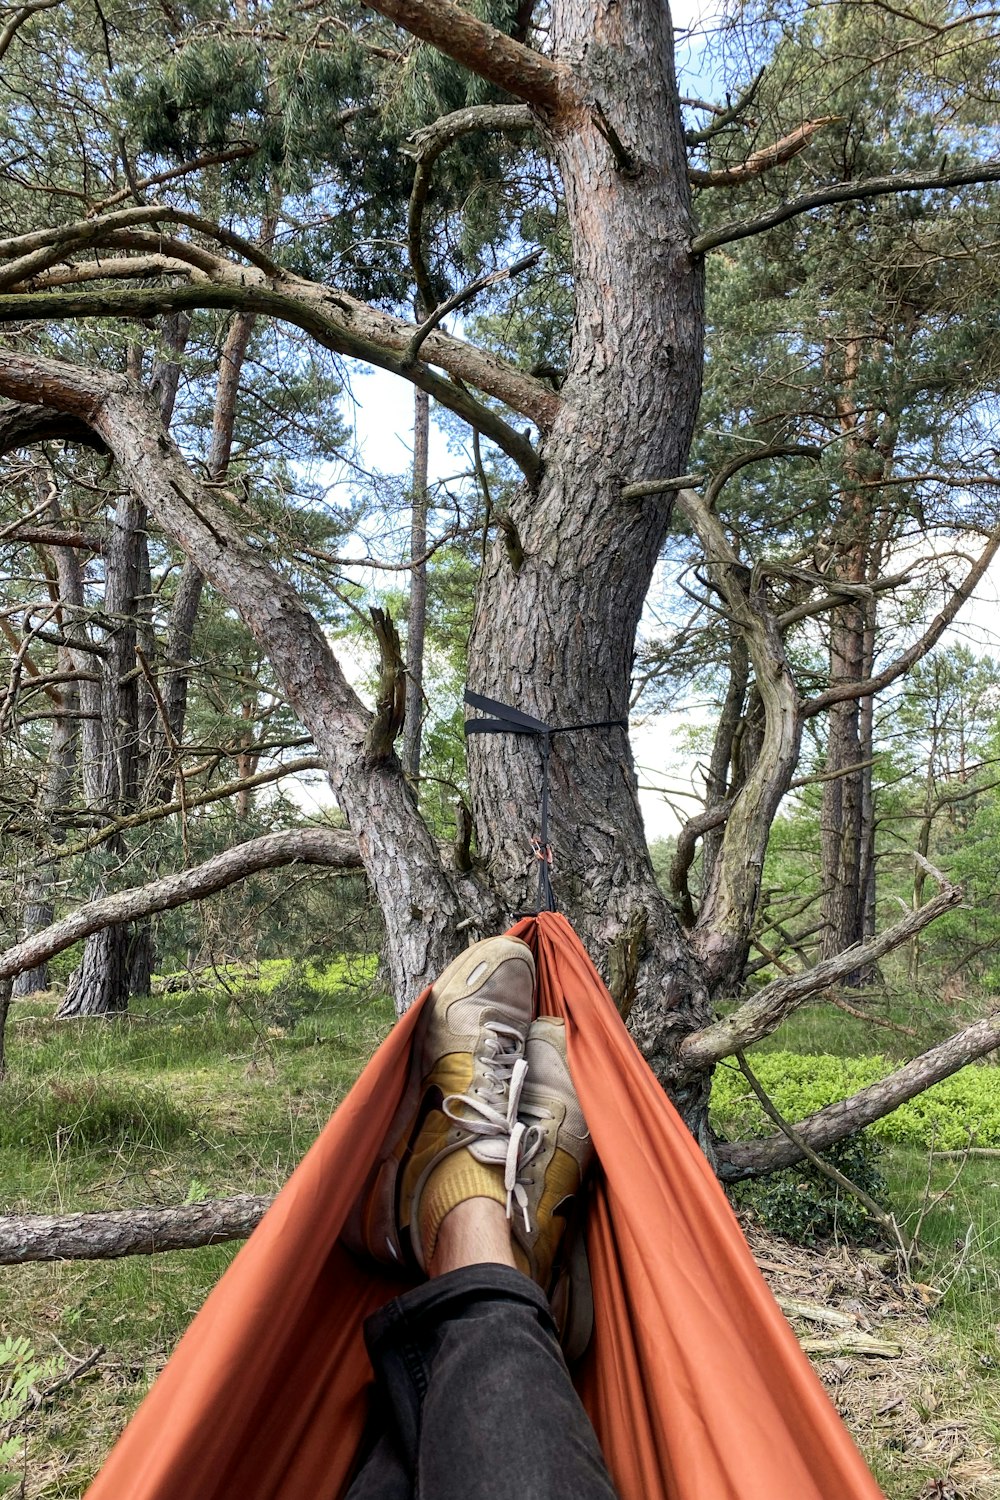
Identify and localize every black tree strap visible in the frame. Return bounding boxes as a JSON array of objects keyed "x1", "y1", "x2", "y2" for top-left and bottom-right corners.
[{"x1": 463, "y1": 689, "x2": 627, "y2": 912}]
